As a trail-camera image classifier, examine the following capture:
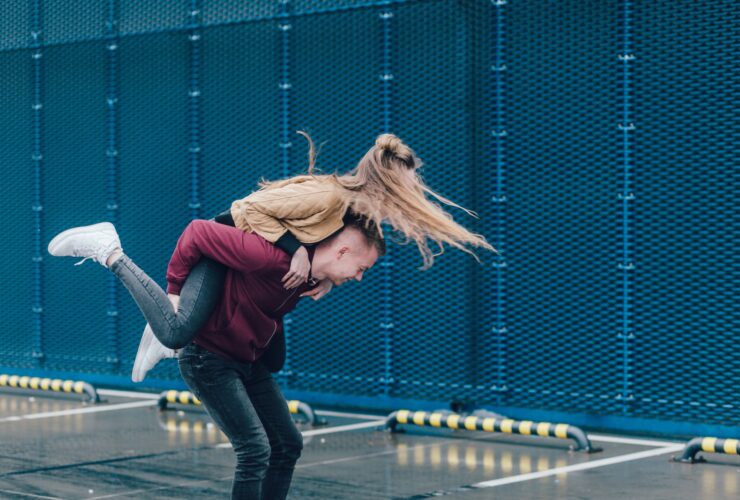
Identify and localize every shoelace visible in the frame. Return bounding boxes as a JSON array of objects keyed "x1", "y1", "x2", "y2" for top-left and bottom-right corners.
[{"x1": 74, "y1": 240, "x2": 120, "y2": 267}]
